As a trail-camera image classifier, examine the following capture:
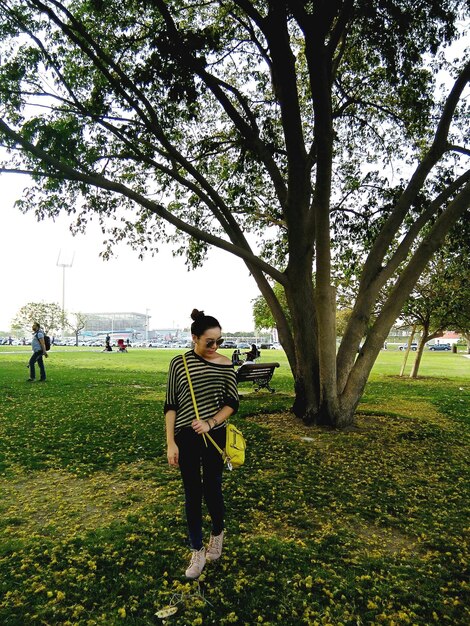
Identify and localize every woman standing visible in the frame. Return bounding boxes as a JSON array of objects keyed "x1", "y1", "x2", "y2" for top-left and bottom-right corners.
[{"x1": 165, "y1": 309, "x2": 239, "y2": 579}]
